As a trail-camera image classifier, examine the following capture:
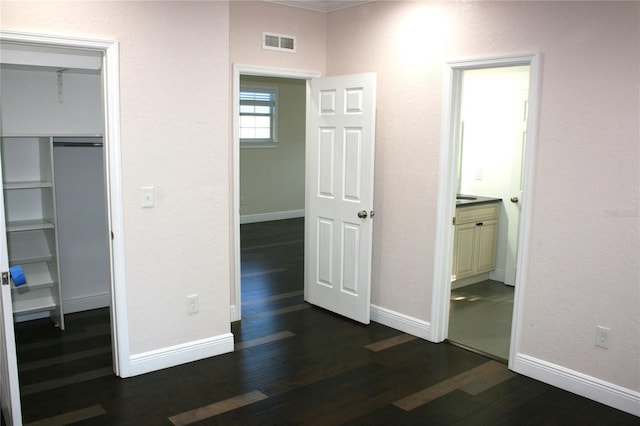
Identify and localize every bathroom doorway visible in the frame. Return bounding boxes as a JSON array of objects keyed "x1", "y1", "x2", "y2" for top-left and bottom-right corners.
[
  {"x1": 448, "y1": 65, "x2": 530, "y2": 360},
  {"x1": 430, "y1": 52, "x2": 541, "y2": 366}
]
